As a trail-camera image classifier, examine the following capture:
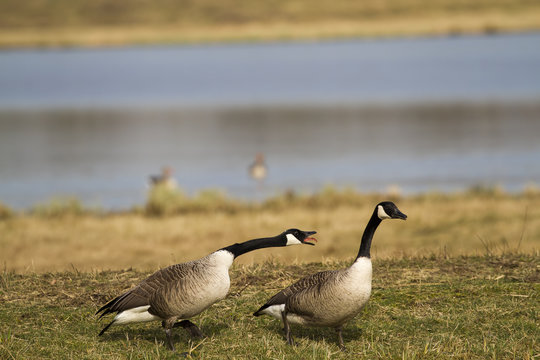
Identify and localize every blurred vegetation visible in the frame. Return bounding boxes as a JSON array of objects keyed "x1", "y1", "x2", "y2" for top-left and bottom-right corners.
[
  {"x1": 29, "y1": 197, "x2": 100, "y2": 218},
  {"x1": 1, "y1": 184, "x2": 539, "y2": 218},
  {"x1": 1, "y1": 0, "x2": 539, "y2": 47},
  {"x1": 0, "y1": 0, "x2": 536, "y2": 28},
  {"x1": 144, "y1": 183, "x2": 540, "y2": 216},
  {"x1": 145, "y1": 185, "x2": 243, "y2": 216},
  {"x1": 144, "y1": 185, "x2": 188, "y2": 216},
  {"x1": 0, "y1": 202, "x2": 13, "y2": 220},
  {"x1": 1, "y1": 186, "x2": 539, "y2": 272},
  {"x1": 144, "y1": 184, "x2": 388, "y2": 216}
]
